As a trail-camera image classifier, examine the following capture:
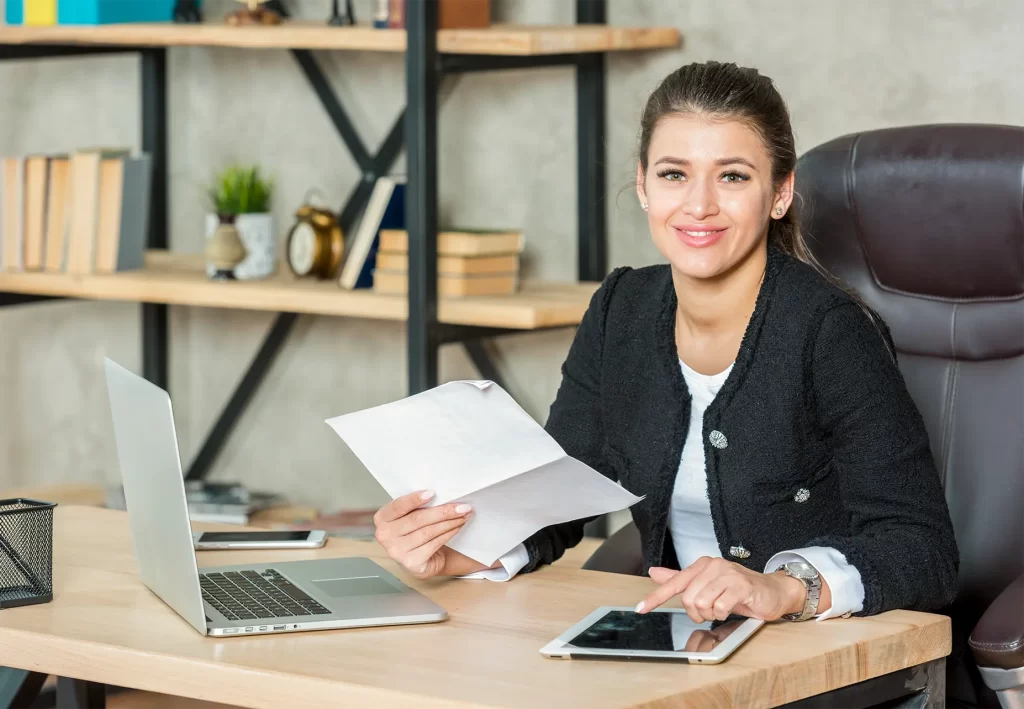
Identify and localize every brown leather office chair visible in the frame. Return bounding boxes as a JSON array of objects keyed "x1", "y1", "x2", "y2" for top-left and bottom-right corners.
[{"x1": 582, "y1": 124, "x2": 1024, "y2": 709}]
